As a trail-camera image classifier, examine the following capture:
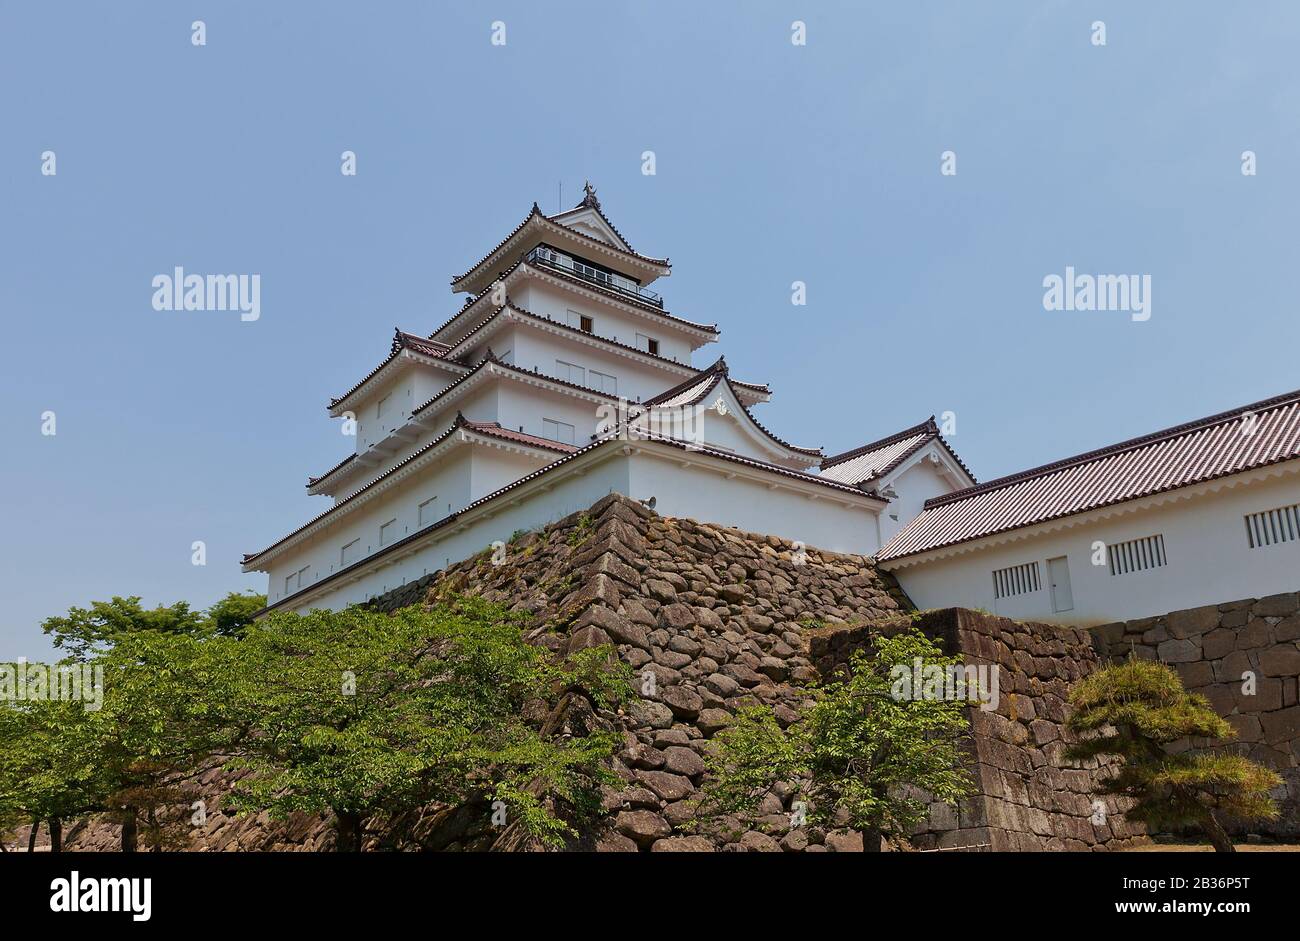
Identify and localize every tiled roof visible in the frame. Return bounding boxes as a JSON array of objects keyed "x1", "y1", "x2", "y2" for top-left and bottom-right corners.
[
  {"x1": 449, "y1": 203, "x2": 670, "y2": 290},
  {"x1": 244, "y1": 413, "x2": 574, "y2": 566},
  {"x1": 307, "y1": 452, "x2": 357, "y2": 489},
  {"x1": 641, "y1": 357, "x2": 821, "y2": 458},
  {"x1": 878, "y1": 388, "x2": 1300, "y2": 563},
  {"x1": 327, "y1": 328, "x2": 462, "y2": 410},
  {"x1": 256, "y1": 425, "x2": 887, "y2": 604},
  {"x1": 430, "y1": 257, "x2": 717, "y2": 347},
  {"x1": 442, "y1": 301, "x2": 705, "y2": 382},
  {"x1": 819, "y1": 418, "x2": 975, "y2": 487},
  {"x1": 462, "y1": 419, "x2": 580, "y2": 454}
]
